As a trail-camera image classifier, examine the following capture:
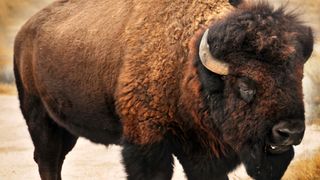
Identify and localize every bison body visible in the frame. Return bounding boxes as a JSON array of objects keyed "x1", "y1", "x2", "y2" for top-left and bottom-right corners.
[{"x1": 14, "y1": 0, "x2": 313, "y2": 179}]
